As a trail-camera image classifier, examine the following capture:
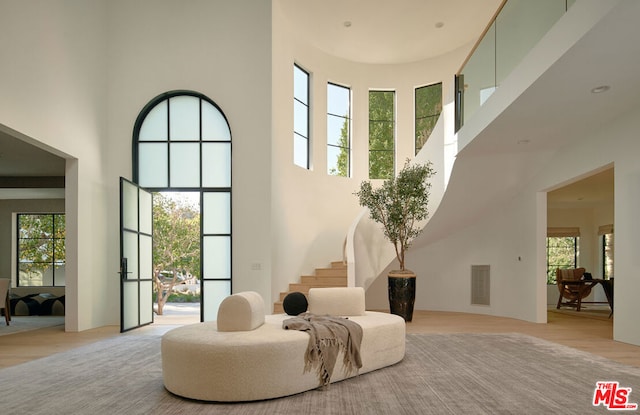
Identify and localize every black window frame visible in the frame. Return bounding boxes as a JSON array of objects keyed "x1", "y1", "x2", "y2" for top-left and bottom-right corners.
[
  {"x1": 368, "y1": 90, "x2": 396, "y2": 180},
  {"x1": 16, "y1": 213, "x2": 66, "y2": 287},
  {"x1": 294, "y1": 63, "x2": 310, "y2": 170},
  {"x1": 415, "y1": 82, "x2": 443, "y2": 155},
  {"x1": 546, "y1": 236, "x2": 578, "y2": 284},
  {"x1": 327, "y1": 81, "x2": 351, "y2": 177}
]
